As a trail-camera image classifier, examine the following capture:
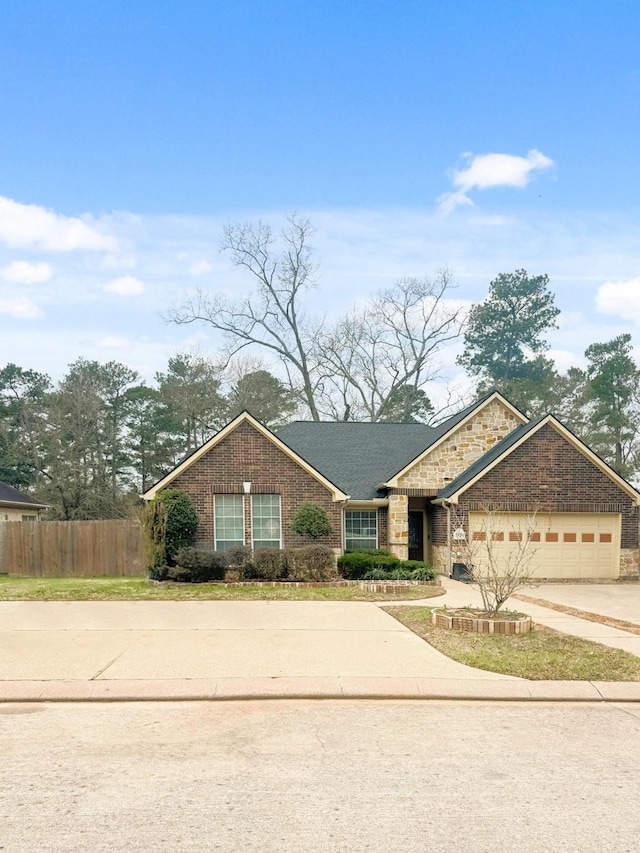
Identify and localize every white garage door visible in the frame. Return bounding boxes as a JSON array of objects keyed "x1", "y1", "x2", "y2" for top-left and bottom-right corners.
[{"x1": 467, "y1": 512, "x2": 621, "y2": 580}]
